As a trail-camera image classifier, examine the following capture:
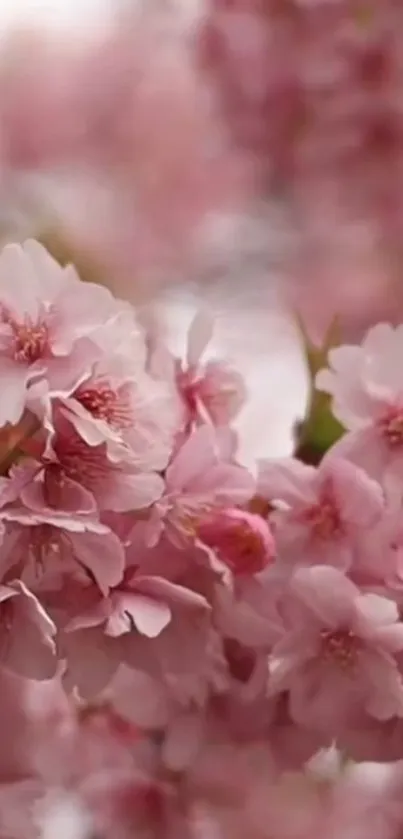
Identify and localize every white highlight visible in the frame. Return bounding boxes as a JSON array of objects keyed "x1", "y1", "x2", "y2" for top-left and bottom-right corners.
[
  {"x1": 0, "y1": 0, "x2": 114, "y2": 36},
  {"x1": 37, "y1": 793, "x2": 93, "y2": 839}
]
